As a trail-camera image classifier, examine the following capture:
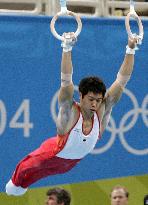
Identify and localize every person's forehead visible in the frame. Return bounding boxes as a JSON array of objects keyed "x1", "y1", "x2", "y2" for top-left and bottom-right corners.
[
  {"x1": 87, "y1": 92, "x2": 103, "y2": 98},
  {"x1": 47, "y1": 194, "x2": 57, "y2": 200},
  {"x1": 111, "y1": 189, "x2": 126, "y2": 197}
]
